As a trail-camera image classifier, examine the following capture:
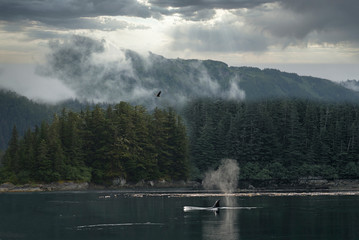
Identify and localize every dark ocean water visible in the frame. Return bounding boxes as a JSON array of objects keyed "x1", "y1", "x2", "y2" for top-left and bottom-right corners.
[{"x1": 0, "y1": 190, "x2": 358, "y2": 240}]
